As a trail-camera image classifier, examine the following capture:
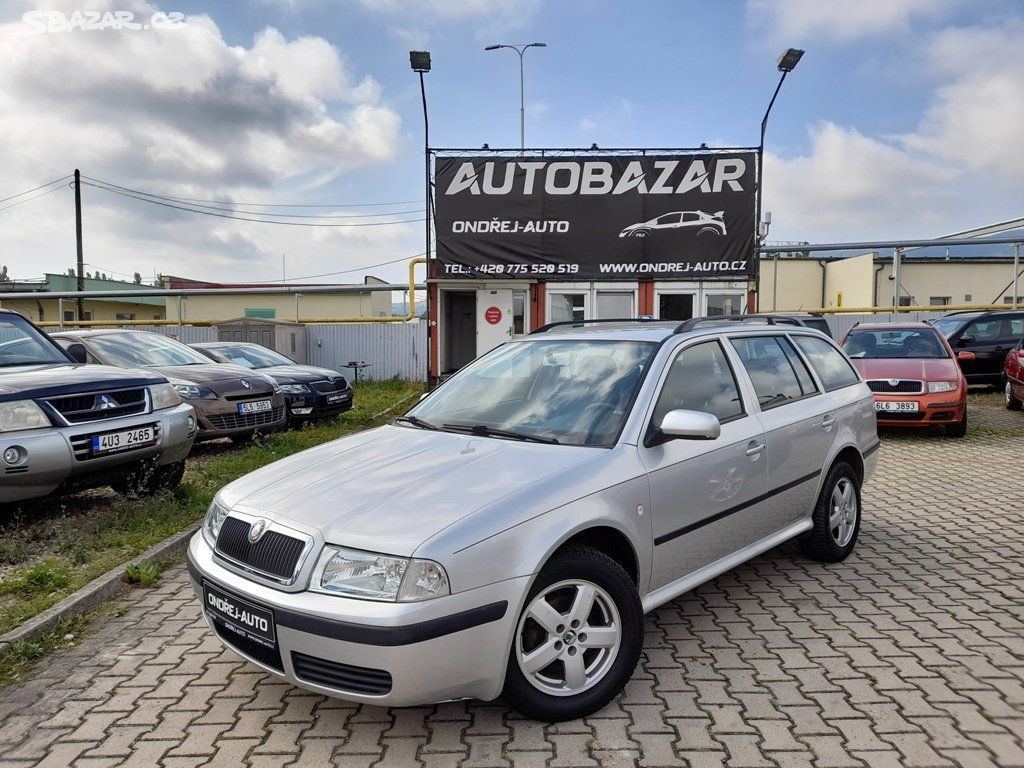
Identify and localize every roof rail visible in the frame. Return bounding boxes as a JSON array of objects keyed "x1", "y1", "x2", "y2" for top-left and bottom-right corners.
[
  {"x1": 529, "y1": 317, "x2": 661, "y2": 335},
  {"x1": 674, "y1": 314, "x2": 804, "y2": 333}
]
